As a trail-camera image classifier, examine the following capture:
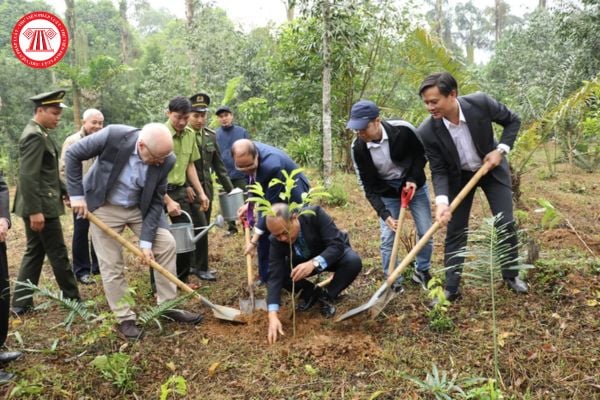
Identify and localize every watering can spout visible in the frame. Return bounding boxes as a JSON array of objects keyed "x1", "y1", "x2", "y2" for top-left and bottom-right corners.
[{"x1": 190, "y1": 214, "x2": 225, "y2": 243}]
